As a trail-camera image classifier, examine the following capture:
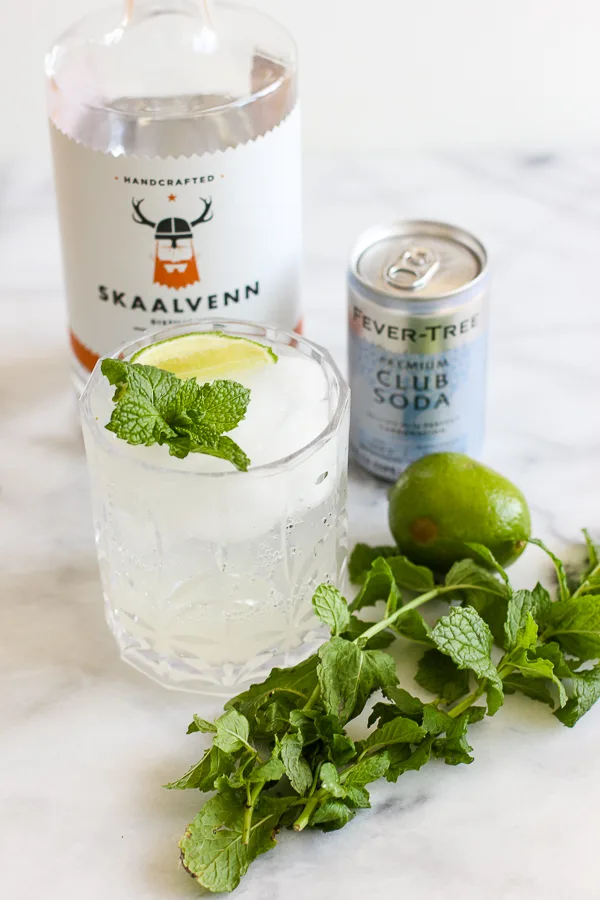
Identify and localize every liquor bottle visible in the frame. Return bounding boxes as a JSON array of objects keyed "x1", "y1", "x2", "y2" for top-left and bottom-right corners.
[{"x1": 47, "y1": 0, "x2": 301, "y2": 390}]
